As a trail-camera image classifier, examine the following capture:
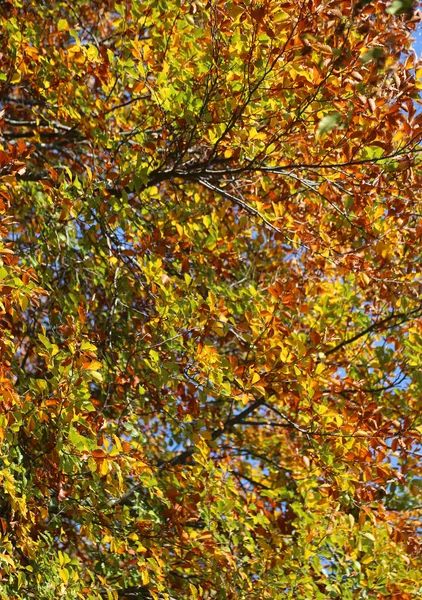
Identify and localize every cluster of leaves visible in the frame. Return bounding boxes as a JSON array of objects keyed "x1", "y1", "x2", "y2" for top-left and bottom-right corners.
[{"x1": 0, "y1": 0, "x2": 422, "y2": 598}]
